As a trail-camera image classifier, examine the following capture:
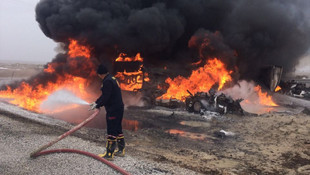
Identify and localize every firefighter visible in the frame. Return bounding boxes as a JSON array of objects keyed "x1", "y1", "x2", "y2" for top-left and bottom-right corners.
[{"x1": 90, "y1": 64, "x2": 125, "y2": 160}]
